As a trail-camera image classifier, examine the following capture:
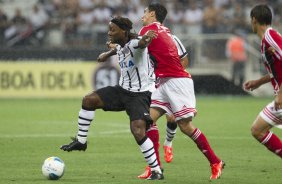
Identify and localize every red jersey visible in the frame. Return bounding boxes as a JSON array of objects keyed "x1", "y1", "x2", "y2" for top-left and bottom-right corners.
[
  {"x1": 261, "y1": 27, "x2": 282, "y2": 94},
  {"x1": 139, "y1": 22, "x2": 190, "y2": 78}
]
